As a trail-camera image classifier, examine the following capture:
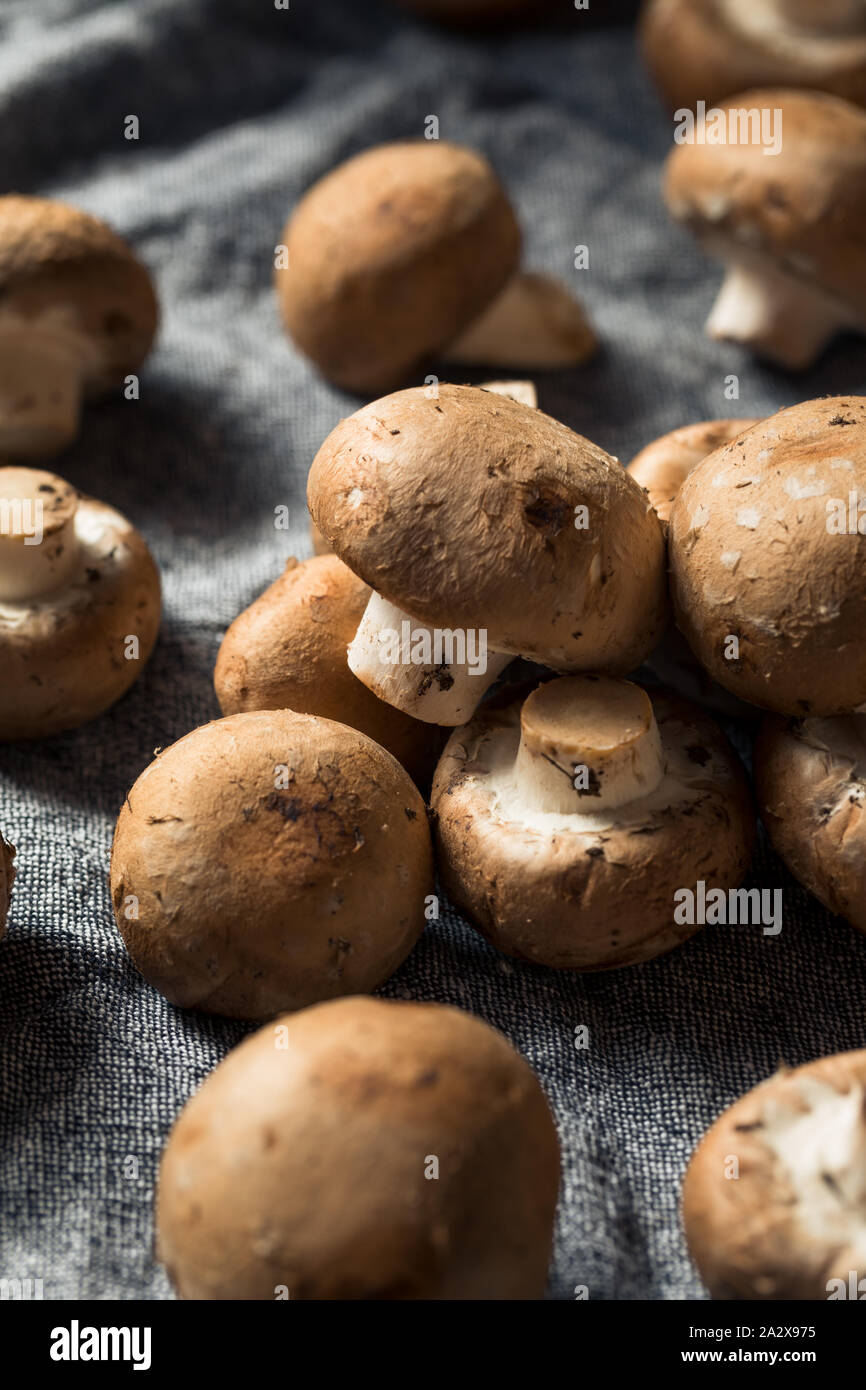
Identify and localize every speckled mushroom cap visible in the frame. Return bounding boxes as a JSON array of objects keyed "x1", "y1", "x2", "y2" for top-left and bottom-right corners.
[
  {"x1": 664, "y1": 90, "x2": 866, "y2": 317},
  {"x1": 110, "y1": 710, "x2": 434, "y2": 1020},
  {"x1": 430, "y1": 677, "x2": 754, "y2": 970},
  {"x1": 0, "y1": 466, "x2": 161, "y2": 740},
  {"x1": 755, "y1": 712, "x2": 866, "y2": 934},
  {"x1": 642, "y1": 0, "x2": 866, "y2": 113},
  {"x1": 275, "y1": 141, "x2": 520, "y2": 395},
  {"x1": 669, "y1": 396, "x2": 866, "y2": 716},
  {"x1": 683, "y1": 1048, "x2": 866, "y2": 1300},
  {"x1": 0, "y1": 196, "x2": 158, "y2": 455},
  {"x1": 628, "y1": 418, "x2": 761, "y2": 525},
  {"x1": 156, "y1": 996, "x2": 561, "y2": 1300},
  {"x1": 214, "y1": 555, "x2": 444, "y2": 789},
  {"x1": 0, "y1": 835, "x2": 15, "y2": 941},
  {"x1": 308, "y1": 384, "x2": 668, "y2": 673}
]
